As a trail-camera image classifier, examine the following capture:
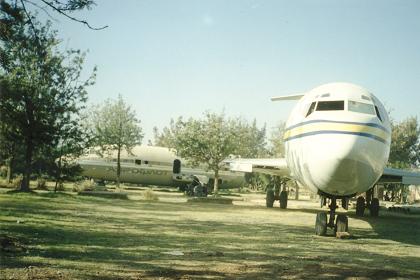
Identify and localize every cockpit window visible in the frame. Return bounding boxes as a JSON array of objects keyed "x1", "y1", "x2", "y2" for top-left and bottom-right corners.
[
  {"x1": 306, "y1": 102, "x2": 316, "y2": 117},
  {"x1": 316, "y1": 101, "x2": 344, "y2": 111},
  {"x1": 348, "y1": 100, "x2": 375, "y2": 115},
  {"x1": 375, "y1": 106, "x2": 382, "y2": 121}
]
